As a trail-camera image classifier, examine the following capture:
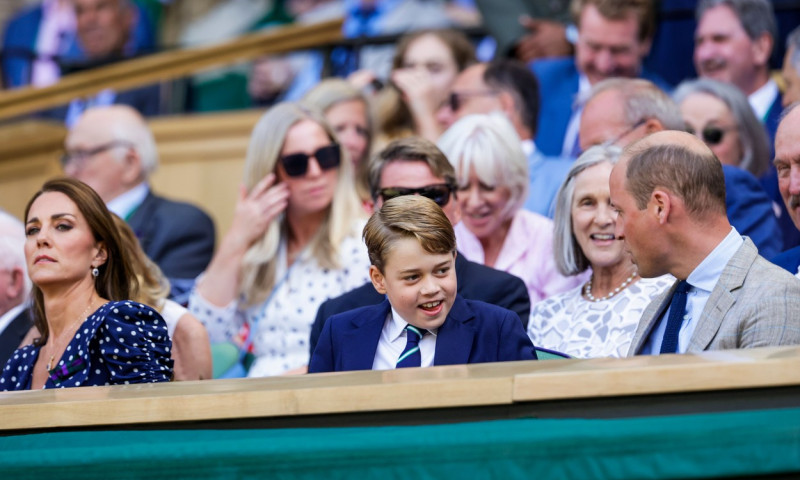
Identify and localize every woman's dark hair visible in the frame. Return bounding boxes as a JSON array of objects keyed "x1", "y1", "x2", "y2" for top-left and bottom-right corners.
[{"x1": 24, "y1": 177, "x2": 138, "y2": 345}]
